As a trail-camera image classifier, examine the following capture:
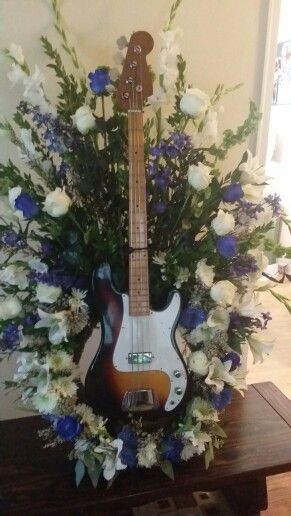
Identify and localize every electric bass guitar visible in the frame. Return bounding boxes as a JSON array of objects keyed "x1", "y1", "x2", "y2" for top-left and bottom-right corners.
[{"x1": 85, "y1": 31, "x2": 188, "y2": 423}]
